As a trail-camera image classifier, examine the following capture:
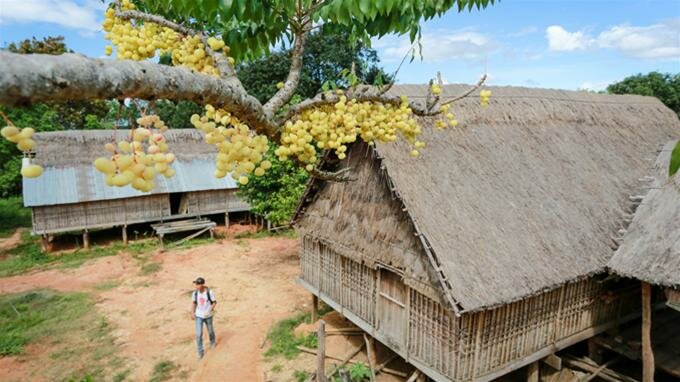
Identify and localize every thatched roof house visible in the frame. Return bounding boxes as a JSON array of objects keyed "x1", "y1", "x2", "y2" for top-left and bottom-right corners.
[
  {"x1": 294, "y1": 85, "x2": 679, "y2": 381},
  {"x1": 608, "y1": 141, "x2": 680, "y2": 289},
  {"x1": 24, "y1": 129, "x2": 248, "y2": 237}
]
